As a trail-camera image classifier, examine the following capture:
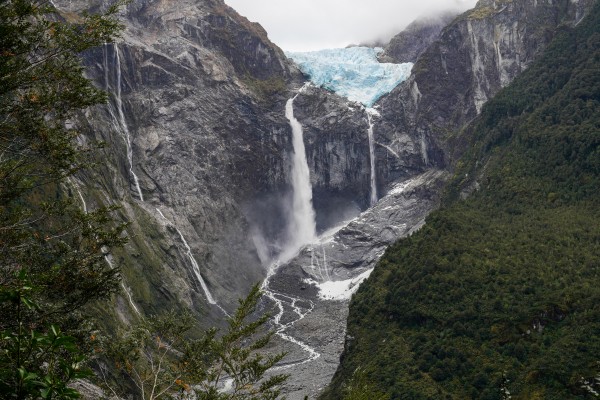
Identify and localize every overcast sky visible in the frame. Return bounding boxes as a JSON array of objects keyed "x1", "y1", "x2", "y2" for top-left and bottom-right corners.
[{"x1": 224, "y1": 0, "x2": 479, "y2": 51}]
